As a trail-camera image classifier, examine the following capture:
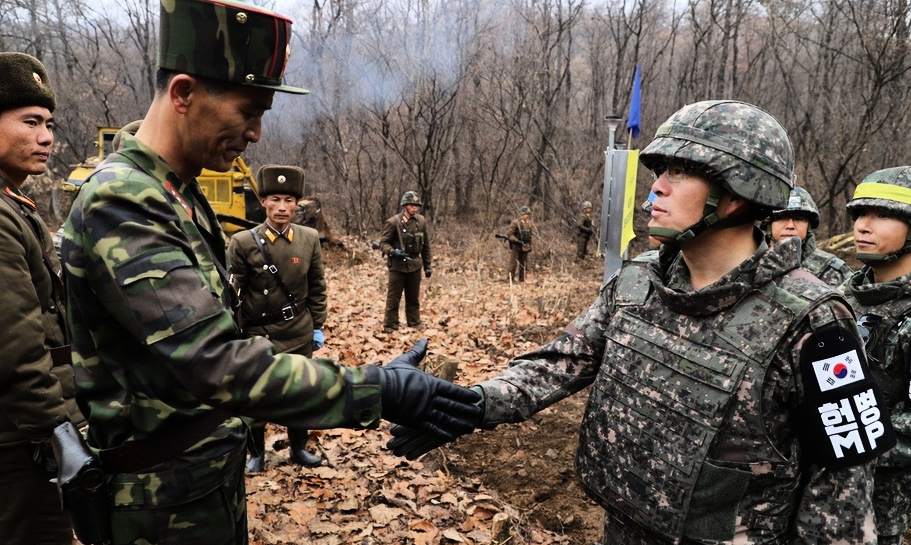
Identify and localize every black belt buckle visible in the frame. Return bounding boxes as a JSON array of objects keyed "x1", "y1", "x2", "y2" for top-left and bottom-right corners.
[{"x1": 281, "y1": 305, "x2": 295, "y2": 321}]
